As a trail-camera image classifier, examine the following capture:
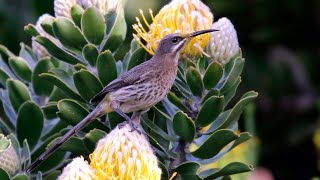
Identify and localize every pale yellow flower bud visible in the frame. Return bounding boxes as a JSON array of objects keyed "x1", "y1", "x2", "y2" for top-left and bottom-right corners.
[
  {"x1": 54, "y1": 0, "x2": 78, "y2": 18},
  {"x1": 0, "y1": 134, "x2": 19, "y2": 175},
  {"x1": 207, "y1": 17, "x2": 240, "y2": 64},
  {"x1": 133, "y1": 0, "x2": 213, "y2": 58},
  {"x1": 80, "y1": 0, "x2": 125, "y2": 14},
  {"x1": 90, "y1": 123, "x2": 161, "y2": 180},
  {"x1": 32, "y1": 14, "x2": 59, "y2": 59},
  {"x1": 58, "y1": 157, "x2": 98, "y2": 180}
]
